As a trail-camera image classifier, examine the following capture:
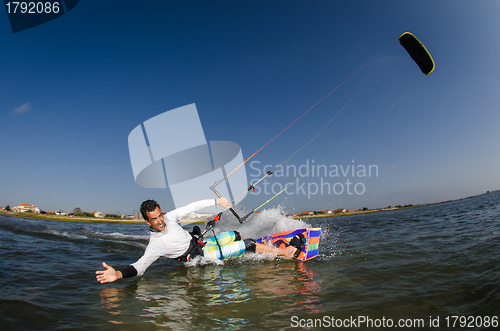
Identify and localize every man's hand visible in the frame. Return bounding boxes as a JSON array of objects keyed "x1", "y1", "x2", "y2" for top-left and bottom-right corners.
[
  {"x1": 216, "y1": 197, "x2": 231, "y2": 209},
  {"x1": 96, "y1": 262, "x2": 121, "y2": 284}
]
